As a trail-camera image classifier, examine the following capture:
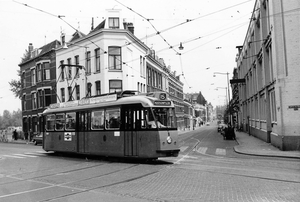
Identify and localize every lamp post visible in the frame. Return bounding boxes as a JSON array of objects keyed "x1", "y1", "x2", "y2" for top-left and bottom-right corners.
[{"x1": 214, "y1": 72, "x2": 231, "y2": 123}]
